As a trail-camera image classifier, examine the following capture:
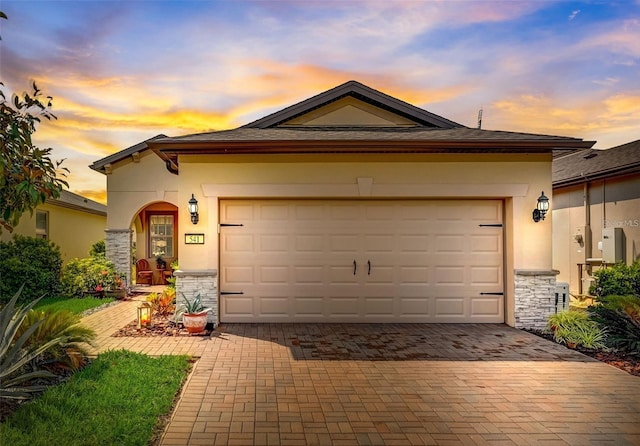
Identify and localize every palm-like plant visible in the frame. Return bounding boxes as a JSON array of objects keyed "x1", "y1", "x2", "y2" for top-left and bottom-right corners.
[
  {"x1": 0, "y1": 287, "x2": 59, "y2": 400},
  {"x1": 17, "y1": 309, "x2": 96, "y2": 369}
]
